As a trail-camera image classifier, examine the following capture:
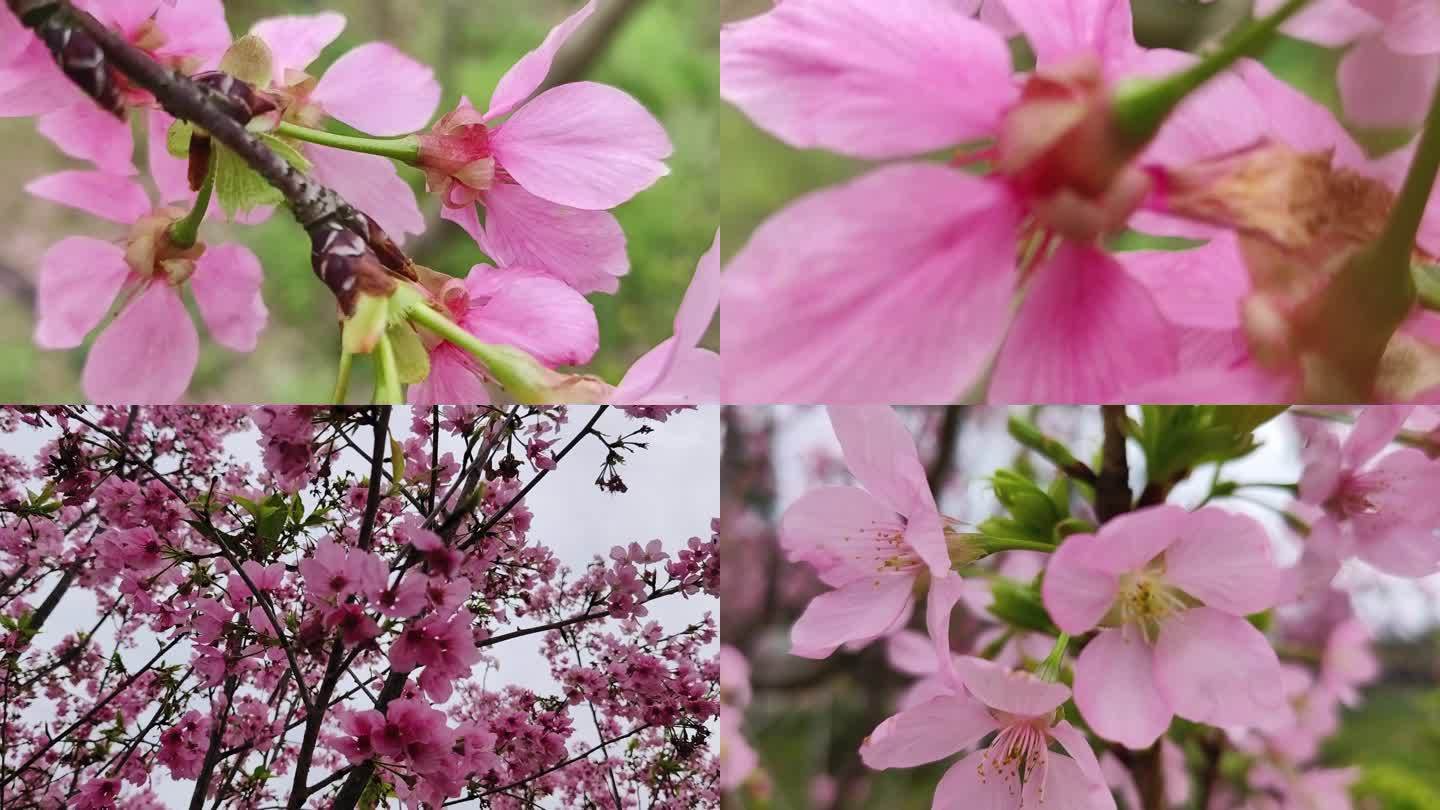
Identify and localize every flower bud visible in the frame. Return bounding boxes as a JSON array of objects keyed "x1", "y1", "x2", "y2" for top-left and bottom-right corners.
[{"x1": 417, "y1": 101, "x2": 499, "y2": 207}]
